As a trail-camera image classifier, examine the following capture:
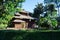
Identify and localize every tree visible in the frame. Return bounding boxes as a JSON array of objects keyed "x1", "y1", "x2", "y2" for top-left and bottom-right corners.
[
  {"x1": 33, "y1": 3, "x2": 43, "y2": 19},
  {"x1": 40, "y1": 4, "x2": 57, "y2": 29},
  {"x1": 33, "y1": 3, "x2": 57, "y2": 29},
  {"x1": 47, "y1": 4, "x2": 55, "y2": 16},
  {"x1": 0, "y1": 0, "x2": 25, "y2": 29},
  {"x1": 44, "y1": 0, "x2": 60, "y2": 16}
]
